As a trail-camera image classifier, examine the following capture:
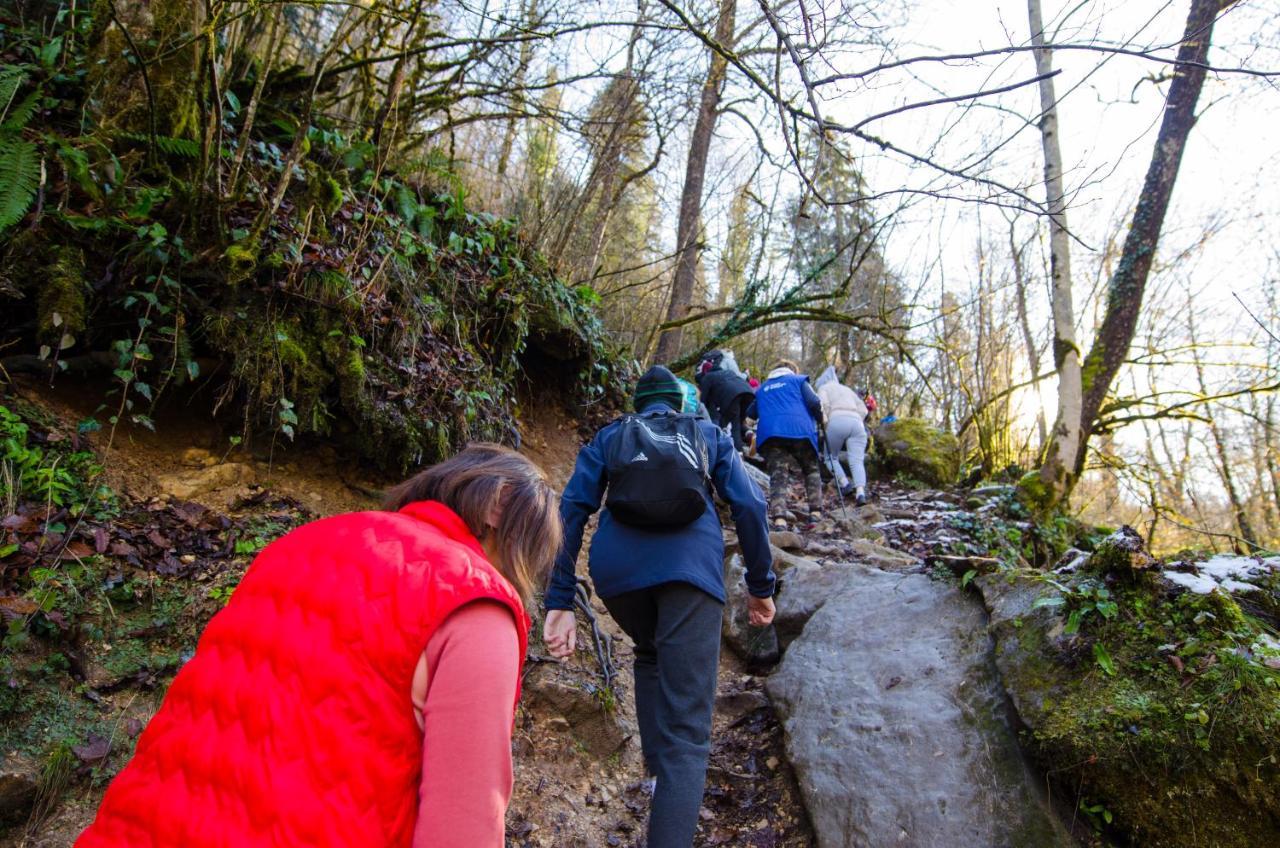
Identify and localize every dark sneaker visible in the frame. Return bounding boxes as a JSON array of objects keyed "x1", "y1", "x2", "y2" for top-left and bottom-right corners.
[
  {"x1": 839, "y1": 483, "x2": 855, "y2": 498},
  {"x1": 855, "y1": 493, "x2": 868, "y2": 507}
]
